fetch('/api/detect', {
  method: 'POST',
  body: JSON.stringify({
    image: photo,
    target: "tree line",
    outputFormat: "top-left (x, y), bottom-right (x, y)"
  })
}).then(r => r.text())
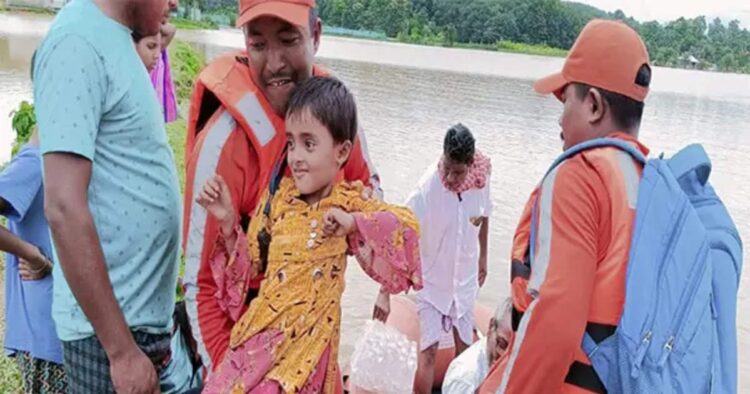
top-left (191, 0), bottom-right (750, 73)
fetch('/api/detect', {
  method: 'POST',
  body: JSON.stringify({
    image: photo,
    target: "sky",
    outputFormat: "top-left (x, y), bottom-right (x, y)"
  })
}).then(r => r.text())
top-left (575, 0), bottom-right (750, 27)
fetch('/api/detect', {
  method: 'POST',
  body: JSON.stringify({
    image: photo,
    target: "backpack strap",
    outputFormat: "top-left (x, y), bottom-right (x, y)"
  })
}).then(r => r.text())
top-left (263, 149), bottom-right (288, 218)
top-left (257, 150), bottom-right (288, 275)
top-left (667, 144), bottom-right (711, 186)
top-left (544, 138), bottom-right (647, 178)
top-left (531, 137), bottom-right (647, 264)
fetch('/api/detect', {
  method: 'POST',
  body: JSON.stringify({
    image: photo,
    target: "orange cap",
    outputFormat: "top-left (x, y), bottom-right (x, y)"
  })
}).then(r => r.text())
top-left (236, 0), bottom-right (315, 29)
top-left (534, 19), bottom-right (651, 102)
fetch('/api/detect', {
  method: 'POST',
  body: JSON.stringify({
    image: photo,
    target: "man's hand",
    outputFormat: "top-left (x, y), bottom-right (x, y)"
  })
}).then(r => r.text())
top-left (478, 255), bottom-right (488, 287)
top-left (110, 346), bottom-right (160, 394)
top-left (372, 290), bottom-right (391, 322)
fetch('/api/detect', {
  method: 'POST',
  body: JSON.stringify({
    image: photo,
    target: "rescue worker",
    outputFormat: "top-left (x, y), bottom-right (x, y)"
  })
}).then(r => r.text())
top-left (182, 0), bottom-right (380, 374)
top-left (478, 19), bottom-right (653, 393)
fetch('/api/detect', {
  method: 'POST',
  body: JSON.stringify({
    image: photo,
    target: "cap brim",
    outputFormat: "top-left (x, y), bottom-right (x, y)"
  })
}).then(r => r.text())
top-left (533, 72), bottom-right (569, 102)
top-left (236, 2), bottom-right (309, 28)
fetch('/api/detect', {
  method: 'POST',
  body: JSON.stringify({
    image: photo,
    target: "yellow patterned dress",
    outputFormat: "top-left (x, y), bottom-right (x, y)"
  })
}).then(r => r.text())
top-left (203, 178), bottom-right (423, 394)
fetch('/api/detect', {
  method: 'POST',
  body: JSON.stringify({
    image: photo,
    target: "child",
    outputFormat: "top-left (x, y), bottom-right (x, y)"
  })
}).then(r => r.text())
top-left (406, 124), bottom-right (492, 394)
top-left (133, 31), bottom-right (162, 73)
top-left (197, 76), bottom-right (423, 393)
top-left (0, 127), bottom-right (67, 393)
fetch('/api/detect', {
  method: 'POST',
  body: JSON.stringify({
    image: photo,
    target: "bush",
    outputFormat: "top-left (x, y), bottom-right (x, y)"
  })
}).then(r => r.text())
top-left (9, 101), bottom-right (36, 157)
top-left (169, 40), bottom-right (206, 104)
top-left (496, 40), bottom-right (568, 57)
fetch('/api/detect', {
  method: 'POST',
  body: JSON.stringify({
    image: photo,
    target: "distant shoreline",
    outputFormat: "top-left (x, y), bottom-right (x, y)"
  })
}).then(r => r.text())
top-left (1, 8), bottom-right (749, 79)
top-left (171, 17), bottom-right (570, 59)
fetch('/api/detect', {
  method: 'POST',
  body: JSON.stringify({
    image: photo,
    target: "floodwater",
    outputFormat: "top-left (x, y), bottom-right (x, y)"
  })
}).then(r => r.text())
top-left (1, 12), bottom-right (749, 388)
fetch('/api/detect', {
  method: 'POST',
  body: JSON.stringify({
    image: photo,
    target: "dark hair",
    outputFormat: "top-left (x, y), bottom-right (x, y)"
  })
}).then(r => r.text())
top-left (574, 64), bottom-right (652, 131)
top-left (286, 76), bottom-right (358, 143)
top-left (131, 31), bottom-right (145, 43)
top-left (443, 123), bottom-right (475, 164)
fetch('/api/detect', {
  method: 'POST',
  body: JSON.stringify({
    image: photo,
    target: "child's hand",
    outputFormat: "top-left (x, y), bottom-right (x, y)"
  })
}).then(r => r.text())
top-left (18, 249), bottom-right (52, 281)
top-left (196, 175), bottom-right (236, 237)
top-left (372, 289), bottom-right (390, 322)
top-left (322, 208), bottom-right (356, 237)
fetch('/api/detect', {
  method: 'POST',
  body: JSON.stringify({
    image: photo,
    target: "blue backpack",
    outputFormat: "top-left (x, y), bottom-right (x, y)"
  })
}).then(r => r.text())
top-left (535, 138), bottom-right (742, 393)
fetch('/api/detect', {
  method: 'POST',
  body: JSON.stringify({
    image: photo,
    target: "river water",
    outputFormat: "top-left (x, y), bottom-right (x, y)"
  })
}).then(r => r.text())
top-left (1, 12), bottom-right (749, 388)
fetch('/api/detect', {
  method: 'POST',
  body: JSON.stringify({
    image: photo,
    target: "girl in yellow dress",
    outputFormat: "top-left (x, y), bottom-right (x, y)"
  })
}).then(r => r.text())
top-left (197, 76), bottom-right (423, 393)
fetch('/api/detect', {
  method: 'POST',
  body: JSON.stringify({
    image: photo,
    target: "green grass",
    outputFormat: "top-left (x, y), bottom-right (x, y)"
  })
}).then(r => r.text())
top-left (167, 117), bottom-right (187, 196)
top-left (169, 40), bottom-right (206, 105)
top-left (495, 40), bottom-right (568, 57)
top-left (0, 253), bottom-right (23, 393)
top-left (0, 5), bottom-right (55, 15)
top-left (172, 17), bottom-right (217, 31)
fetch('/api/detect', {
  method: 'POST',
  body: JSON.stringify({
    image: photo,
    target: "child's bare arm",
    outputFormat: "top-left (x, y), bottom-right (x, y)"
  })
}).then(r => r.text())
top-left (196, 175), bottom-right (238, 247)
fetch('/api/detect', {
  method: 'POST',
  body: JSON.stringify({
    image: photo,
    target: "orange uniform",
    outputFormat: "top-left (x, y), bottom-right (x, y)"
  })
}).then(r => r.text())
top-left (181, 51), bottom-right (379, 372)
top-left (480, 133), bottom-right (648, 393)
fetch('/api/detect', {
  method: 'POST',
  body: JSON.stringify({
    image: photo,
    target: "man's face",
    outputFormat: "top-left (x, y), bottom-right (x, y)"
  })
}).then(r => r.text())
top-left (167, 0), bottom-right (179, 12)
top-left (486, 318), bottom-right (512, 365)
top-left (129, 0), bottom-right (170, 36)
top-left (558, 83), bottom-right (597, 151)
top-left (440, 157), bottom-right (470, 190)
top-left (243, 15), bottom-right (320, 115)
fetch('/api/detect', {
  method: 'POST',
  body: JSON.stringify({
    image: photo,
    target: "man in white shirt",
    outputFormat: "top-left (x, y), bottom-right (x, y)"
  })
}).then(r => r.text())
top-left (406, 124), bottom-right (493, 394)
top-left (442, 298), bottom-right (512, 394)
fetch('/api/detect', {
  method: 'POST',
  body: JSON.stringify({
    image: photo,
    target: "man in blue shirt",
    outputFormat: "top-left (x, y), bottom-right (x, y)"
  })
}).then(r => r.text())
top-left (0, 129), bottom-right (66, 393)
top-left (34, 0), bottom-right (178, 392)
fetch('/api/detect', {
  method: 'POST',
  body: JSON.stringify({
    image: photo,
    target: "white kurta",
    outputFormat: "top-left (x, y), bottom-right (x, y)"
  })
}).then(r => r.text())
top-left (406, 161), bottom-right (493, 318)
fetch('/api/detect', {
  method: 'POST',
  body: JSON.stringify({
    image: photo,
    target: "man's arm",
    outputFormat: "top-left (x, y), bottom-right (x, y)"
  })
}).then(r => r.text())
top-left (478, 171), bottom-right (492, 287)
top-left (498, 161), bottom-right (600, 393)
top-left (478, 217), bottom-right (489, 287)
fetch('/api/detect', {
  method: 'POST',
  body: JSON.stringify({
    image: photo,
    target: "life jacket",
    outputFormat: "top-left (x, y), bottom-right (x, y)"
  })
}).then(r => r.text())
top-left (185, 51), bottom-right (288, 215)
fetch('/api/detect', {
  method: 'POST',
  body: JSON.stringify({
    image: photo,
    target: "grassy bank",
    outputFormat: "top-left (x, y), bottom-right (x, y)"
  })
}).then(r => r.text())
top-left (0, 5), bottom-right (55, 15)
top-left (172, 17), bottom-right (217, 31)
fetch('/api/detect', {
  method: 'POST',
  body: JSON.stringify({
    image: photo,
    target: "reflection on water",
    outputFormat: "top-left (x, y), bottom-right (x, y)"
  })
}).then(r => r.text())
top-left (1, 12), bottom-right (749, 387)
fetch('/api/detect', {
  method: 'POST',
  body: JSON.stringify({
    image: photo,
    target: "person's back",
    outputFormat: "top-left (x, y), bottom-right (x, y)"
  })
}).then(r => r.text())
top-left (479, 20), bottom-right (653, 393)
top-left (33, 0), bottom-right (181, 392)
